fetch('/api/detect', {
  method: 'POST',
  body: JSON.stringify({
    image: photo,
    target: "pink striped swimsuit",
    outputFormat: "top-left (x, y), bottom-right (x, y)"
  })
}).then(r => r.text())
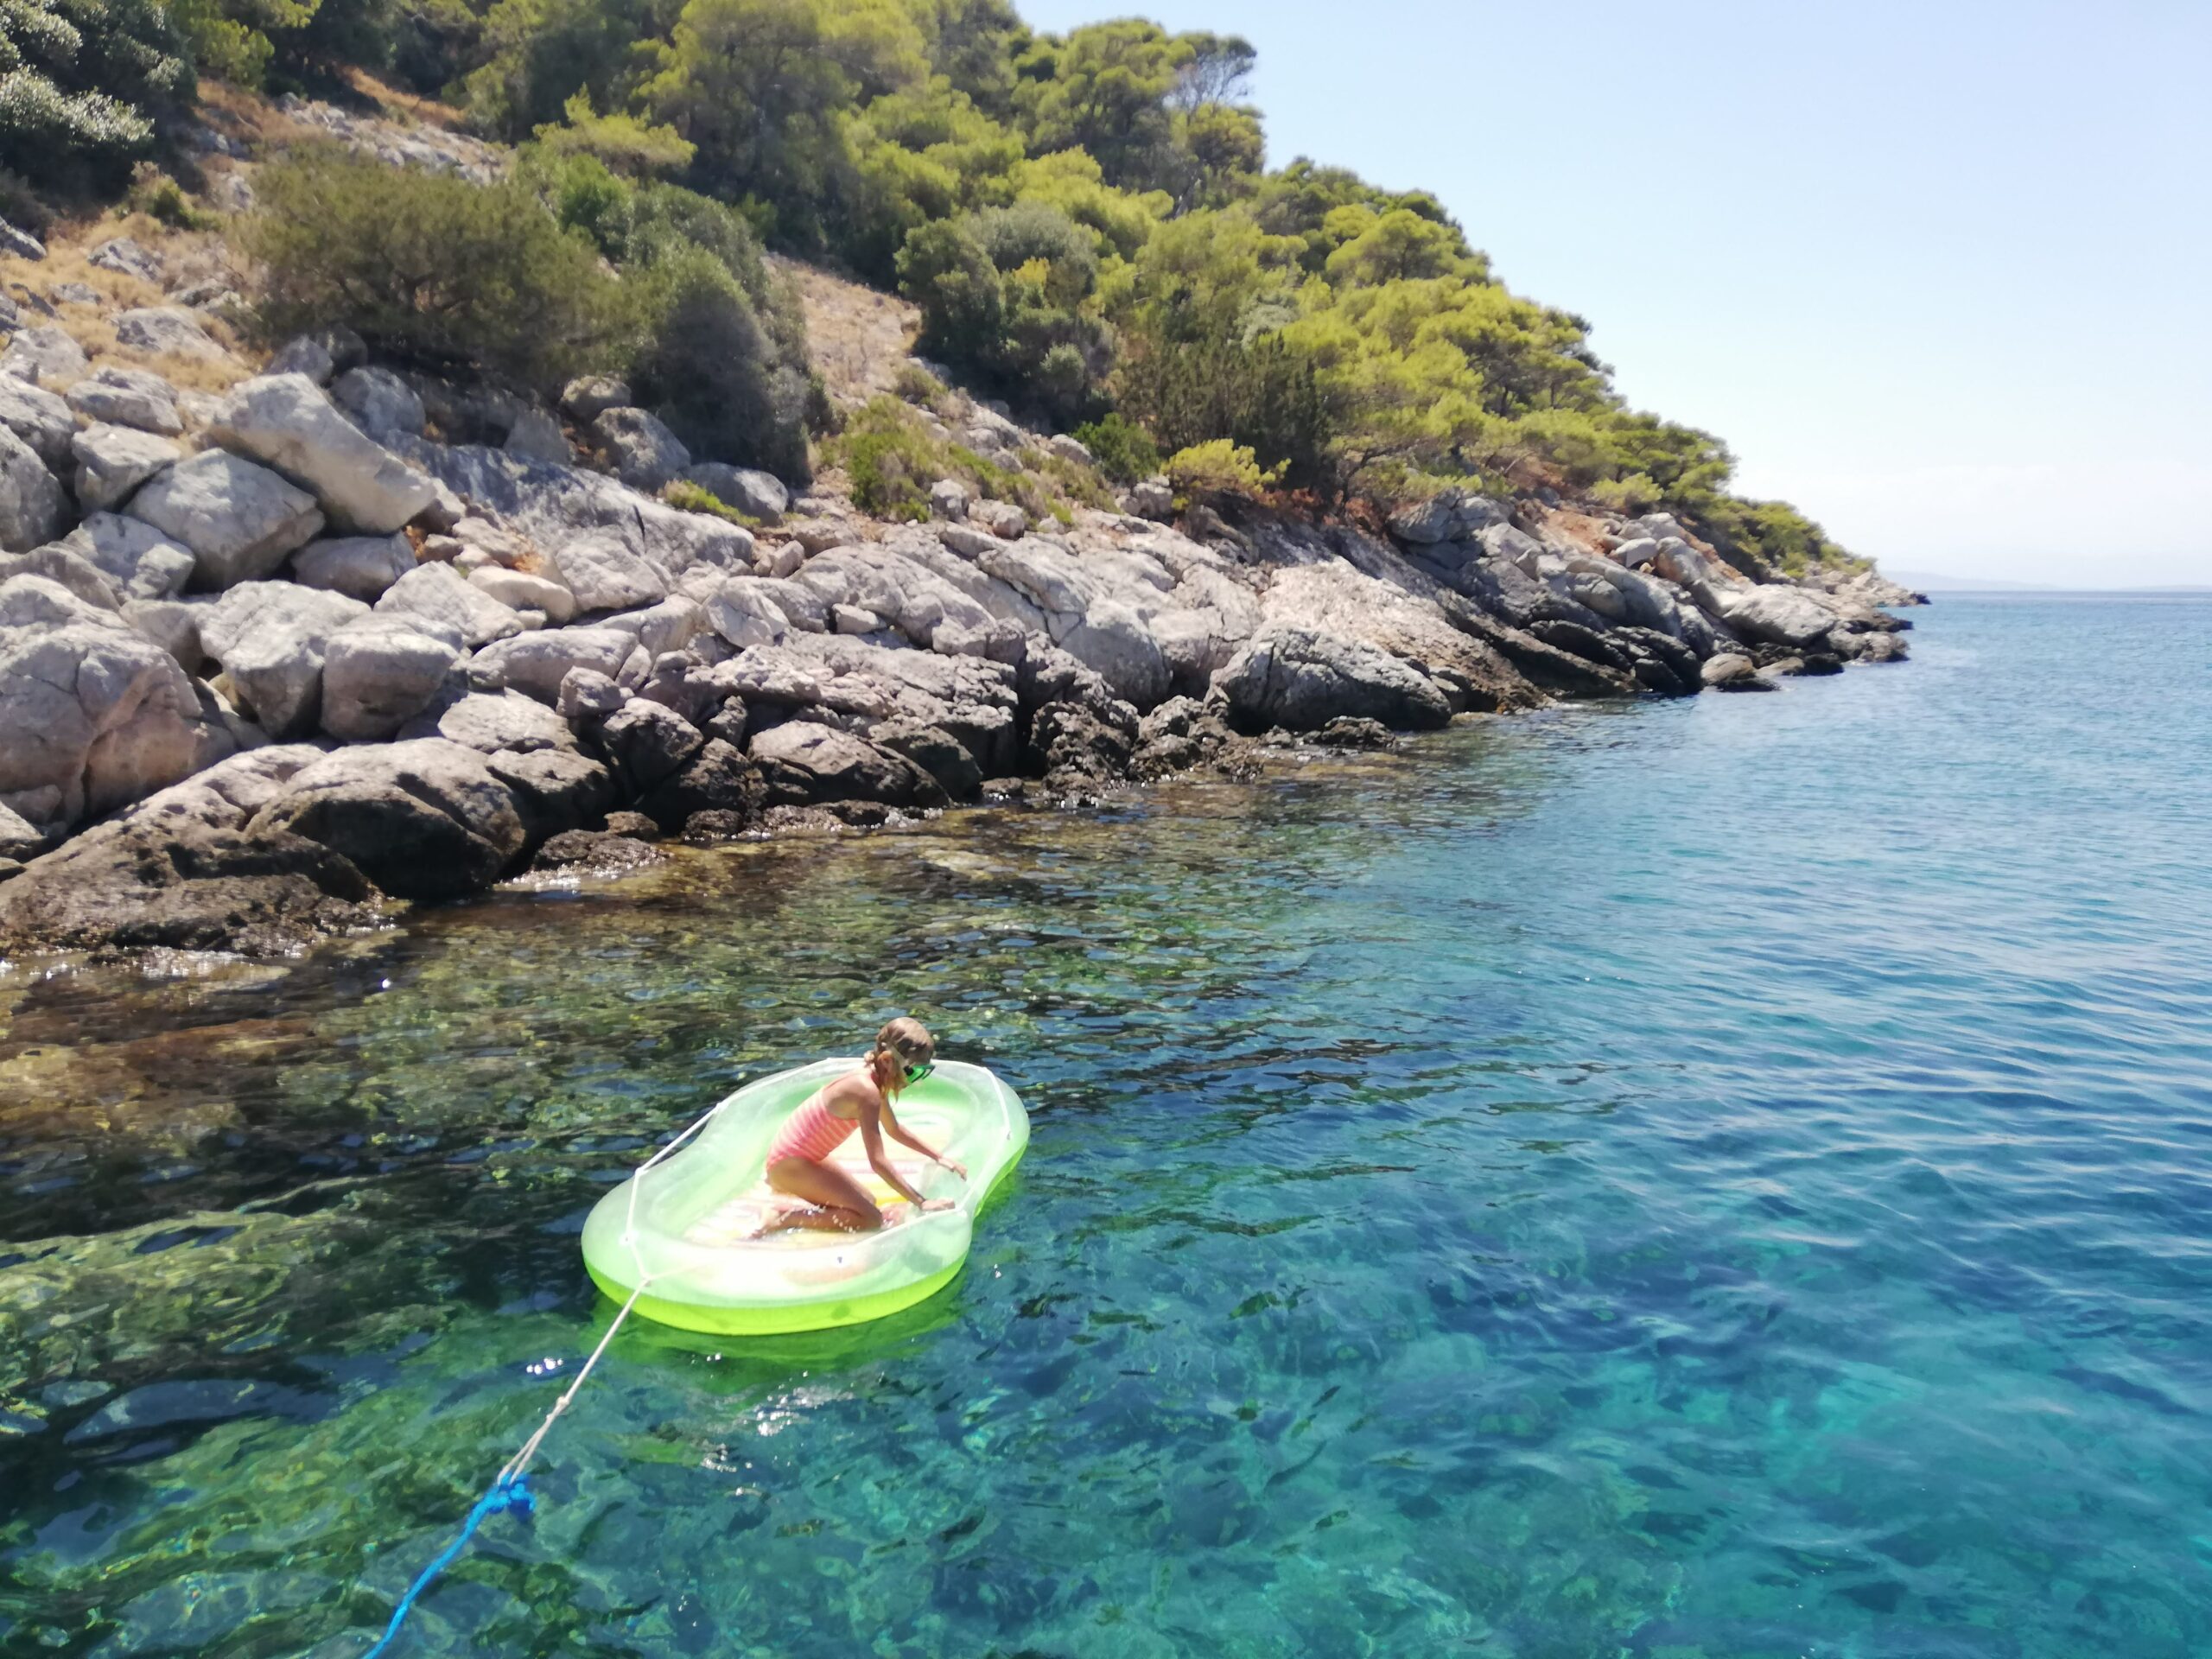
top-left (765, 1088), bottom-right (858, 1166)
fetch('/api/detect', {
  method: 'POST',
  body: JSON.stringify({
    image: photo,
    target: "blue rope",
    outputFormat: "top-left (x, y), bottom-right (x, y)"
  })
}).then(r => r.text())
top-left (361, 1471), bottom-right (537, 1658)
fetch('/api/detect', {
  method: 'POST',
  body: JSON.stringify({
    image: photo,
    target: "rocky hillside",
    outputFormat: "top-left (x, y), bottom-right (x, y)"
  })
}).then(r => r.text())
top-left (0, 93), bottom-right (1918, 961)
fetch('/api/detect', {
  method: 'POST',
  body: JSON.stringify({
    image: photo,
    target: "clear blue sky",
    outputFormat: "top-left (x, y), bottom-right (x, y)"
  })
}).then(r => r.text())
top-left (1018, 0), bottom-right (2211, 588)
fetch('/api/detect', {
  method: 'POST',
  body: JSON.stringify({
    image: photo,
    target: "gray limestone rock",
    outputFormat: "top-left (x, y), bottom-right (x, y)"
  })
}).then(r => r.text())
top-left (291, 533), bottom-right (417, 602)
top-left (683, 461), bottom-right (786, 520)
top-left (0, 327), bottom-right (88, 387)
top-left (72, 423), bottom-right (180, 512)
top-left (0, 575), bottom-right (203, 827)
top-left (198, 581), bottom-right (370, 738)
top-left (319, 615), bottom-right (464, 741)
top-left (65, 365), bottom-right (183, 435)
top-left (0, 424), bottom-right (67, 551)
top-left (590, 406), bottom-right (690, 492)
top-left (114, 306), bottom-right (232, 360)
top-left (472, 626), bottom-right (639, 703)
top-left (373, 561), bottom-right (524, 648)
top-left (60, 513), bottom-right (196, 601)
top-left (0, 372), bottom-right (78, 467)
top-left (210, 372), bottom-right (437, 535)
top-left (125, 449), bottom-right (326, 588)
top-left (330, 365), bottom-right (427, 442)
top-left (544, 530), bottom-right (667, 613)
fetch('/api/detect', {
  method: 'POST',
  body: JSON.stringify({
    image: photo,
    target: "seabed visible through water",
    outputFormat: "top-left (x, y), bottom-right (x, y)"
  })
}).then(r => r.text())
top-left (3, 594), bottom-right (2210, 1657)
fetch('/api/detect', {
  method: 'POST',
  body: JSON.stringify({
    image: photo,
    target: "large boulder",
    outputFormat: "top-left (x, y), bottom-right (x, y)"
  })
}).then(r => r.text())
top-left (594, 594), bottom-right (708, 660)
top-left (292, 533), bottom-right (416, 602)
top-left (61, 514), bottom-right (195, 601)
top-left (593, 698), bottom-right (702, 793)
top-left (88, 237), bottom-right (164, 283)
top-left (591, 406), bottom-right (689, 491)
top-left (503, 408), bottom-right (572, 466)
top-left (0, 372), bottom-right (78, 468)
top-left (320, 615), bottom-right (463, 741)
top-left (471, 626), bottom-right (639, 703)
top-left (0, 747), bottom-right (377, 957)
top-left (1388, 488), bottom-right (1508, 545)
top-left (210, 372), bottom-right (437, 534)
top-left (374, 560), bottom-right (524, 648)
top-left (65, 365), bottom-right (182, 436)
top-left (749, 720), bottom-right (946, 809)
top-left (485, 747), bottom-right (617, 847)
top-left (1212, 626), bottom-right (1452, 733)
top-left (198, 581), bottom-right (370, 738)
top-left (684, 462), bottom-right (786, 520)
top-left (544, 530), bottom-right (667, 613)
top-left (636, 738), bottom-right (765, 833)
top-left (0, 576), bottom-right (203, 829)
top-left (405, 690), bottom-right (575, 755)
top-left (0, 425), bottom-right (67, 551)
top-left (1717, 585), bottom-right (1840, 650)
top-left (329, 366), bottom-right (426, 442)
top-left (125, 449), bottom-right (326, 588)
top-left (0, 327), bottom-right (88, 388)
top-left (72, 424), bottom-right (181, 513)
top-left (561, 376), bottom-right (631, 424)
top-left (114, 307), bottom-right (231, 360)
top-left (0, 544), bottom-right (121, 611)
top-left (468, 566), bottom-right (575, 624)
top-left (247, 739), bottom-right (529, 900)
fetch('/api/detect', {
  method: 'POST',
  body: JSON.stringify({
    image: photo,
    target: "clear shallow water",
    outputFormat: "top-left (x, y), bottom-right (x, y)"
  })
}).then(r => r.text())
top-left (3, 594), bottom-right (2210, 1657)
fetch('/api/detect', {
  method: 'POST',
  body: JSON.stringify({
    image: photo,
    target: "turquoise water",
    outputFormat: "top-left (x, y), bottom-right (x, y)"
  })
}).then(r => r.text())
top-left (4, 594), bottom-right (2210, 1657)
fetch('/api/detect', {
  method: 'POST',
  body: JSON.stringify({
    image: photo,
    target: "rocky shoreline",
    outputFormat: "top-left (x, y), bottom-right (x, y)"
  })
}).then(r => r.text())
top-left (0, 199), bottom-right (1917, 963)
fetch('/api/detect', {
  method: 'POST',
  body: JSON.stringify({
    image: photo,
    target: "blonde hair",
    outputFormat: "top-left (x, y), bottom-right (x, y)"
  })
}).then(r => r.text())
top-left (868, 1017), bottom-right (934, 1095)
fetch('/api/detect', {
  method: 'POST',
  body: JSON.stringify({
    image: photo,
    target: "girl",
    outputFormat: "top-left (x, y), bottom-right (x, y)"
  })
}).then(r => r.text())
top-left (757, 1018), bottom-right (967, 1235)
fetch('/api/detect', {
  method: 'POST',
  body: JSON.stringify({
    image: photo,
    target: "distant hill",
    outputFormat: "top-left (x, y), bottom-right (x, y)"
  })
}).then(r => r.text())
top-left (1893, 571), bottom-right (2211, 594)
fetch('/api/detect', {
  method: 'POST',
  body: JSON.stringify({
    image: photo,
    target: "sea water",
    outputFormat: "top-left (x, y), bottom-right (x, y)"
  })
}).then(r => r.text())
top-left (3, 594), bottom-right (2208, 1657)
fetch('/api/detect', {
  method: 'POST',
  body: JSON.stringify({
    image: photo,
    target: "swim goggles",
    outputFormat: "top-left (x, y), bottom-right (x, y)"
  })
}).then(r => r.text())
top-left (903, 1058), bottom-right (935, 1084)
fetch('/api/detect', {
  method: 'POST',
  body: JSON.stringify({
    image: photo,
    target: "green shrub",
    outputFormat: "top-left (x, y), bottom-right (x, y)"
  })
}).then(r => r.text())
top-left (0, 0), bottom-right (190, 187)
top-left (662, 479), bottom-right (759, 524)
top-left (830, 393), bottom-right (1079, 524)
top-left (125, 162), bottom-right (218, 230)
top-left (625, 241), bottom-right (813, 481)
top-left (1071, 411), bottom-right (1158, 484)
top-left (1166, 438), bottom-right (1270, 502)
top-left (245, 144), bottom-right (620, 391)
top-left (891, 359), bottom-right (950, 411)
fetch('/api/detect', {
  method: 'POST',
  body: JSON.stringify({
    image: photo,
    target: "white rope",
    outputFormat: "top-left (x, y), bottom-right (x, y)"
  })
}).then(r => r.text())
top-left (499, 1091), bottom-right (734, 1484)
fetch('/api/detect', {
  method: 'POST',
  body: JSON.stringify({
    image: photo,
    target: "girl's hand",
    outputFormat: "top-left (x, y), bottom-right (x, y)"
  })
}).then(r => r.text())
top-left (938, 1158), bottom-right (968, 1181)
top-left (921, 1198), bottom-right (957, 1214)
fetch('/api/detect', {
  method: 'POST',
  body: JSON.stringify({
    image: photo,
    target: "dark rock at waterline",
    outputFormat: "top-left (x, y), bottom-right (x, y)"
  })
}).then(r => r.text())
top-left (0, 747), bottom-right (380, 957)
top-left (531, 828), bottom-right (664, 874)
top-left (1700, 652), bottom-right (1777, 693)
top-left (750, 720), bottom-right (947, 810)
top-left (245, 739), bottom-right (525, 901)
top-left (872, 721), bottom-right (983, 802)
top-left (1773, 652), bottom-right (1846, 677)
top-left (1313, 716), bottom-right (1401, 750)
top-left (0, 814), bottom-right (375, 956)
top-left (637, 739), bottom-right (766, 835)
top-left (1215, 626), bottom-right (1452, 734)
top-left (1030, 699), bottom-right (1137, 787)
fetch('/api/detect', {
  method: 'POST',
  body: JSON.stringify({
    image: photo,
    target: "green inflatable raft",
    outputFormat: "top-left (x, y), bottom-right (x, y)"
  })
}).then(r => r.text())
top-left (581, 1058), bottom-right (1029, 1335)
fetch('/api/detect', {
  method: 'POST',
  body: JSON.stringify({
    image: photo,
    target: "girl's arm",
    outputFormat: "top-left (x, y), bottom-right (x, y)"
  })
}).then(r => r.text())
top-left (859, 1101), bottom-right (935, 1208)
top-left (878, 1096), bottom-right (967, 1179)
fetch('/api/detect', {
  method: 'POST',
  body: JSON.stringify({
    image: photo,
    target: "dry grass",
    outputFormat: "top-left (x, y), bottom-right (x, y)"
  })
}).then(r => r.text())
top-left (194, 81), bottom-right (319, 151)
top-left (774, 254), bottom-right (918, 408)
top-left (1, 213), bottom-right (261, 393)
top-left (340, 67), bottom-right (469, 131)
